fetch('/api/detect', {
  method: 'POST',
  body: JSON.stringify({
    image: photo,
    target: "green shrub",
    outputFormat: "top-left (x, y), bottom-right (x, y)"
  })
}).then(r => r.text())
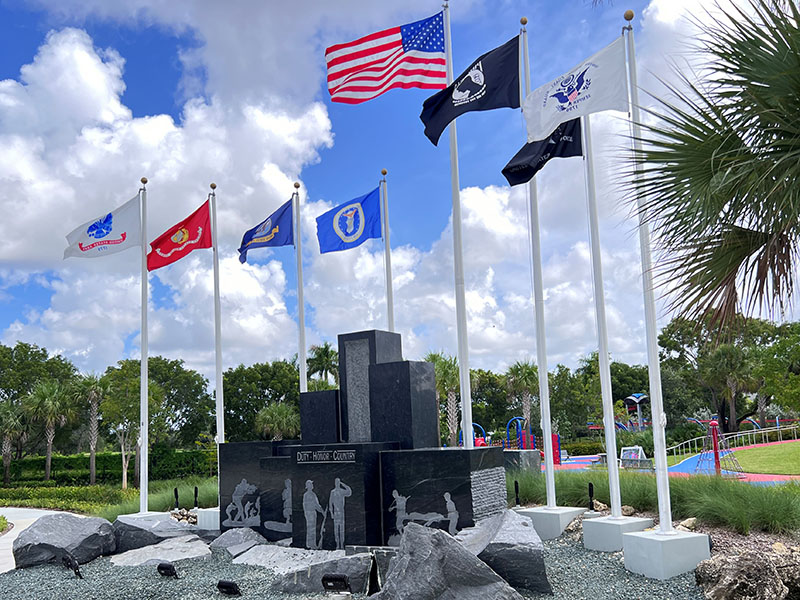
top-left (507, 470), bottom-right (800, 534)
top-left (0, 515), bottom-right (7, 531)
top-left (562, 441), bottom-right (604, 456)
top-left (8, 449), bottom-right (215, 486)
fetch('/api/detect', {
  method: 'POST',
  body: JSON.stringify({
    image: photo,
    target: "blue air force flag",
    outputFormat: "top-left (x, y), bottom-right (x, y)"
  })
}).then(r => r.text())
top-left (316, 187), bottom-right (381, 254)
top-left (238, 199), bottom-right (293, 263)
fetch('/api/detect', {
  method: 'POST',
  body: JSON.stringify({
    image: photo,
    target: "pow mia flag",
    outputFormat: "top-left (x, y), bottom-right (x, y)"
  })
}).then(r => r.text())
top-left (420, 36), bottom-right (520, 146)
top-left (502, 118), bottom-right (582, 186)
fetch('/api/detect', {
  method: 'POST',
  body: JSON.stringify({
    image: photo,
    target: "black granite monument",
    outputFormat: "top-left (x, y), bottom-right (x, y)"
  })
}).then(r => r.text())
top-left (218, 329), bottom-right (506, 550)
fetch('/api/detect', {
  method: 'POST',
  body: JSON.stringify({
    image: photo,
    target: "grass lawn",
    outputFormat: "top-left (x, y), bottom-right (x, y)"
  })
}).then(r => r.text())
top-left (734, 442), bottom-right (800, 475)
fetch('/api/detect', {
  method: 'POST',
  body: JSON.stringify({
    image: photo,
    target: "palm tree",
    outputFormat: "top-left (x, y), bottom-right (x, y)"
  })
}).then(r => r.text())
top-left (308, 342), bottom-right (339, 385)
top-left (506, 361), bottom-right (538, 434)
top-left (424, 352), bottom-right (460, 446)
top-left (0, 401), bottom-right (23, 485)
top-left (72, 374), bottom-right (110, 485)
top-left (629, 0), bottom-right (800, 330)
top-left (255, 402), bottom-right (300, 441)
top-left (24, 381), bottom-right (77, 481)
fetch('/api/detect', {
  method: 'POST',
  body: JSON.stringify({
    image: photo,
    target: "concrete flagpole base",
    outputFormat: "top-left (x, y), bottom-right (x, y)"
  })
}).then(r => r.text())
top-left (515, 507), bottom-right (586, 540)
top-left (623, 530), bottom-right (711, 580)
top-left (582, 515), bottom-right (652, 551)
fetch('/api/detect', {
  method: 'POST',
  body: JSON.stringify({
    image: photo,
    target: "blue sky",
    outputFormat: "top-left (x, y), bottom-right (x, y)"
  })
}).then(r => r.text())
top-left (0, 0), bottom-right (728, 383)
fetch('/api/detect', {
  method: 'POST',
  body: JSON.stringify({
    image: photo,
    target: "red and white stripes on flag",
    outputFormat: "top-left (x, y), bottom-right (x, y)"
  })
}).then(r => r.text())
top-left (325, 12), bottom-right (447, 105)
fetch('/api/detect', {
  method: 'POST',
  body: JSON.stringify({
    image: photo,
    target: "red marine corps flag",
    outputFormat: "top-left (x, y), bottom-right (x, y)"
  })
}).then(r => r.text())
top-left (147, 200), bottom-right (212, 271)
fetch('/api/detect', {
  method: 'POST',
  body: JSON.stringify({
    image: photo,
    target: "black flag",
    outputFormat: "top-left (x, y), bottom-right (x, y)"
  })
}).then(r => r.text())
top-left (501, 118), bottom-right (582, 186)
top-left (420, 36), bottom-right (520, 146)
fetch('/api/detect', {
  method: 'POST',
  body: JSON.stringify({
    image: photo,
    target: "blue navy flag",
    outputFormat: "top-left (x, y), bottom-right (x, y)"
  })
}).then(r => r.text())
top-left (316, 187), bottom-right (382, 254)
top-left (238, 199), bottom-right (293, 263)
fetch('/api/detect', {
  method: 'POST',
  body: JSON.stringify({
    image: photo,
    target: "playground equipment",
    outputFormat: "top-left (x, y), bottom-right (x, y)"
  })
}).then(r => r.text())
top-left (743, 417), bottom-right (761, 430)
top-left (458, 422), bottom-right (486, 447)
top-left (505, 416), bottom-right (534, 450)
top-left (624, 393), bottom-right (649, 431)
top-left (685, 417), bottom-right (707, 431)
top-left (694, 420), bottom-right (745, 478)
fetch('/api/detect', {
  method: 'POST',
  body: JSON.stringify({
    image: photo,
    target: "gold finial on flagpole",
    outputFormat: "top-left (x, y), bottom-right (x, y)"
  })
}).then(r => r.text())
top-left (294, 182), bottom-right (300, 189)
top-left (140, 177), bottom-right (148, 185)
top-left (624, 9), bottom-right (634, 21)
top-left (210, 182), bottom-right (217, 190)
top-left (520, 17), bottom-right (528, 26)
top-left (381, 169), bottom-right (387, 176)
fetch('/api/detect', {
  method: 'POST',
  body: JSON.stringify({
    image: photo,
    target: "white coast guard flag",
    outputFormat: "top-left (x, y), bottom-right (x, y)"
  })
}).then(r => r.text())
top-left (523, 36), bottom-right (628, 142)
top-left (64, 195), bottom-right (141, 259)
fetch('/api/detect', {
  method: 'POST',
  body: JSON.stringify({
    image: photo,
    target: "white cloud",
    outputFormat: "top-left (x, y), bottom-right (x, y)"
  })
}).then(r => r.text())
top-left (1, 0), bottom-right (755, 386)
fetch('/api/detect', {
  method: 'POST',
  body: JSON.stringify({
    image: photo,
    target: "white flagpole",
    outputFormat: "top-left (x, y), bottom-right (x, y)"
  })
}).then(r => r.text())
top-left (520, 18), bottom-right (556, 508)
top-left (443, 0), bottom-right (474, 449)
top-left (293, 182), bottom-right (308, 393)
top-left (582, 115), bottom-right (623, 518)
top-left (380, 169), bottom-right (395, 332)
top-left (209, 183), bottom-right (225, 444)
top-left (624, 11), bottom-right (673, 534)
top-left (139, 177), bottom-right (149, 513)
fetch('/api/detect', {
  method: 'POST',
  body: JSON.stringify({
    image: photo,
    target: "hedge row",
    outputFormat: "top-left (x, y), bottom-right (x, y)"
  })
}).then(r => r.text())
top-left (8, 448), bottom-right (216, 485)
top-left (562, 440), bottom-right (605, 456)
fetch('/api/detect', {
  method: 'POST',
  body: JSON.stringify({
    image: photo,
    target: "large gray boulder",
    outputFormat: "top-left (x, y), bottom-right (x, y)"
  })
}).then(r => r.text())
top-left (111, 534), bottom-right (211, 567)
top-left (475, 511), bottom-right (551, 593)
top-left (209, 527), bottom-right (268, 550)
top-left (113, 515), bottom-right (216, 553)
top-left (695, 551), bottom-right (790, 600)
top-left (271, 553), bottom-right (373, 594)
top-left (373, 523), bottom-right (523, 600)
top-left (13, 513), bottom-right (115, 568)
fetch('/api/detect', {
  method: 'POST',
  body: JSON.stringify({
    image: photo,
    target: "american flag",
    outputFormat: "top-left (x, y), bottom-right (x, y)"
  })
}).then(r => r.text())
top-left (325, 12), bottom-right (447, 105)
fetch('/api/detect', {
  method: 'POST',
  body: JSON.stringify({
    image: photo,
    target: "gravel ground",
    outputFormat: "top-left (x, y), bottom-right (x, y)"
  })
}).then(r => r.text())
top-left (522, 536), bottom-right (704, 600)
top-left (0, 549), bottom-right (331, 600)
top-left (0, 538), bottom-right (707, 600)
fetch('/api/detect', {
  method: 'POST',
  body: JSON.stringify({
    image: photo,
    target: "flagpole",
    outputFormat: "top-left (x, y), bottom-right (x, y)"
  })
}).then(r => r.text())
top-left (520, 18), bottom-right (556, 508)
top-left (380, 169), bottom-right (395, 332)
top-left (443, 0), bottom-right (474, 449)
top-left (582, 115), bottom-right (622, 518)
top-left (624, 10), bottom-right (673, 534)
top-left (139, 176), bottom-right (149, 513)
top-left (209, 183), bottom-right (225, 445)
top-left (293, 182), bottom-right (308, 393)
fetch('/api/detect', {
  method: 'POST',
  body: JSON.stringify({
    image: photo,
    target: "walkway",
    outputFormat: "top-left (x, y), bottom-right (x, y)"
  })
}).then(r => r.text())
top-left (0, 508), bottom-right (67, 574)
top-left (668, 439), bottom-right (800, 484)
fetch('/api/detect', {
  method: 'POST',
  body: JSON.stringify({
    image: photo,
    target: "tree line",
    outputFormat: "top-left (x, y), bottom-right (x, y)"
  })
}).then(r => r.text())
top-left (0, 316), bottom-right (797, 486)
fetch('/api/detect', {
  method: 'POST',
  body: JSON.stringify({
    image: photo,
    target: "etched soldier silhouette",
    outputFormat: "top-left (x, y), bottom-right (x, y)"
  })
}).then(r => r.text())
top-left (328, 478), bottom-right (352, 550)
top-left (302, 480), bottom-right (325, 549)
top-left (444, 492), bottom-right (459, 535)
top-left (282, 479), bottom-right (292, 524)
top-left (388, 490), bottom-right (409, 534)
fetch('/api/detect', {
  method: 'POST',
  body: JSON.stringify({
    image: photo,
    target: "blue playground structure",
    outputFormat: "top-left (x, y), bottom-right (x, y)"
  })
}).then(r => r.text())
top-left (504, 416), bottom-right (534, 450)
top-left (458, 422), bottom-right (487, 446)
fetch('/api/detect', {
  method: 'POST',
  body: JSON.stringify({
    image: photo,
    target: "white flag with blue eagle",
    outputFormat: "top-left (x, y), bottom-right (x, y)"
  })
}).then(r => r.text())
top-left (64, 195), bottom-right (141, 259)
top-left (523, 36), bottom-right (628, 142)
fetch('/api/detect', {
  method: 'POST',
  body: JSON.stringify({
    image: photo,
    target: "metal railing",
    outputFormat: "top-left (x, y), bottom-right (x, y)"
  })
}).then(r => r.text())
top-left (665, 424), bottom-right (799, 464)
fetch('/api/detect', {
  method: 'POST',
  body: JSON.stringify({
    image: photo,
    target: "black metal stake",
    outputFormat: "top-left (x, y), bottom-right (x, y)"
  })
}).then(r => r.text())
top-left (194, 486), bottom-right (199, 509)
top-left (174, 487), bottom-right (179, 510)
top-left (588, 482), bottom-right (594, 512)
top-left (514, 480), bottom-right (520, 507)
